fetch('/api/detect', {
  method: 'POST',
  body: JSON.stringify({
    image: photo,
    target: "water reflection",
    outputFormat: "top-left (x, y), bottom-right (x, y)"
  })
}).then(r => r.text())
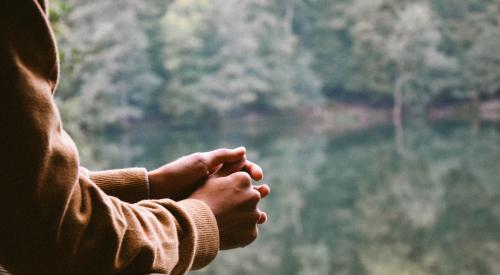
top-left (83, 120), bottom-right (500, 275)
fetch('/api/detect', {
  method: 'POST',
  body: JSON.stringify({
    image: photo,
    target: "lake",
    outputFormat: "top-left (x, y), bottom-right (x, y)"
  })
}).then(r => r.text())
top-left (84, 118), bottom-right (500, 275)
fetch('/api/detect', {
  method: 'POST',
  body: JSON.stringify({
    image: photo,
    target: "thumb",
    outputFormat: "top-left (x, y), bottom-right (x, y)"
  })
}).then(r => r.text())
top-left (215, 158), bottom-right (246, 177)
top-left (204, 147), bottom-right (246, 173)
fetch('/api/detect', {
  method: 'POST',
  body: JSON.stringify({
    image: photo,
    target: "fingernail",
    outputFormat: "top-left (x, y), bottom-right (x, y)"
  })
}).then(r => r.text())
top-left (235, 146), bottom-right (246, 152)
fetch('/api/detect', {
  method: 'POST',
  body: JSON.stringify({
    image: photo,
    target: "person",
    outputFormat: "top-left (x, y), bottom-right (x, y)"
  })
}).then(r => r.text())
top-left (0, 1), bottom-right (270, 274)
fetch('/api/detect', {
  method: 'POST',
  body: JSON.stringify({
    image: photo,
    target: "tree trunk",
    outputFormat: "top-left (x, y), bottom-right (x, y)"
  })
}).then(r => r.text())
top-left (469, 90), bottom-right (480, 136)
top-left (283, 0), bottom-right (296, 34)
top-left (393, 75), bottom-right (410, 157)
top-left (119, 87), bottom-right (128, 129)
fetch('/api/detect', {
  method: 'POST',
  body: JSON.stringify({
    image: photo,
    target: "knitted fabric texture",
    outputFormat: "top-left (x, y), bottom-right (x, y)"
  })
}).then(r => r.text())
top-left (0, 1), bottom-right (219, 274)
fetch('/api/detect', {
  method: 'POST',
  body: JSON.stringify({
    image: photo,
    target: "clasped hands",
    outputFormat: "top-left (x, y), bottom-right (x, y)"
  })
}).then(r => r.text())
top-left (147, 147), bottom-right (270, 249)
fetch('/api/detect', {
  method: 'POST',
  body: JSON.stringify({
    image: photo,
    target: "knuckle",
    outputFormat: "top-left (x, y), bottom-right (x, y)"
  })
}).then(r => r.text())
top-left (191, 153), bottom-right (207, 167)
top-left (212, 148), bottom-right (229, 160)
top-left (250, 211), bottom-right (261, 223)
top-left (249, 190), bottom-right (261, 204)
top-left (236, 172), bottom-right (252, 186)
top-left (248, 228), bottom-right (258, 243)
top-left (216, 148), bottom-right (230, 155)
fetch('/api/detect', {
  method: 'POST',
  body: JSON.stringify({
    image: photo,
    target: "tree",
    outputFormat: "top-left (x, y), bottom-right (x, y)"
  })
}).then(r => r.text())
top-left (51, 0), bottom-right (162, 164)
top-left (159, 0), bottom-right (322, 121)
top-left (50, 0), bottom-right (500, 131)
top-left (464, 26), bottom-right (500, 99)
top-left (433, 0), bottom-right (500, 102)
top-left (55, 0), bottom-right (161, 132)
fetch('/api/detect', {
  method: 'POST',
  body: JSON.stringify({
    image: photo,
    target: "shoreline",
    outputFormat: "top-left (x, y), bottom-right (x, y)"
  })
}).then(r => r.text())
top-left (219, 99), bottom-right (500, 135)
top-left (130, 99), bottom-right (500, 138)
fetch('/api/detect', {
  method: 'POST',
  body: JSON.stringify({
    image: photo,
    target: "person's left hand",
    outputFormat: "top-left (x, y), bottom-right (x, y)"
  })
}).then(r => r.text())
top-left (147, 147), bottom-right (263, 200)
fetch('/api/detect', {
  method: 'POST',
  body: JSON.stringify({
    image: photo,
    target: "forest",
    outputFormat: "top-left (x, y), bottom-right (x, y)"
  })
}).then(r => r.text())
top-left (49, 0), bottom-right (500, 138)
top-left (40, 1), bottom-right (500, 274)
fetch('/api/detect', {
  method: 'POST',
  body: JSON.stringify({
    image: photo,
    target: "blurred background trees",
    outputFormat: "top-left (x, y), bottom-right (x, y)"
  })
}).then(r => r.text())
top-left (49, 0), bottom-right (500, 133)
top-left (160, 0), bottom-right (322, 121)
top-left (43, 2), bottom-right (500, 274)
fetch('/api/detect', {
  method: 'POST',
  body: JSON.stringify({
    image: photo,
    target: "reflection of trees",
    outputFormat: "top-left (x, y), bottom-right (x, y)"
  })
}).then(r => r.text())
top-left (84, 121), bottom-right (500, 274)
top-left (196, 123), bottom-right (329, 275)
top-left (272, 122), bottom-right (500, 275)
top-left (353, 123), bottom-right (500, 275)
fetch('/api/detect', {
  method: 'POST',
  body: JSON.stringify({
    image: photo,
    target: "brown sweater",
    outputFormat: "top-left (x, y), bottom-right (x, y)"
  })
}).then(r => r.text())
top-left (0, 1), bottom-right (219, 274)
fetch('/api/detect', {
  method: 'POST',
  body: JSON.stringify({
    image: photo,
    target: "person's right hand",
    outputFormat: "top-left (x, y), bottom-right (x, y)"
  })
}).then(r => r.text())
top-left (189, 160), bottom-right (270, 250)
top-left (148, 147), bottom-right (264, 201)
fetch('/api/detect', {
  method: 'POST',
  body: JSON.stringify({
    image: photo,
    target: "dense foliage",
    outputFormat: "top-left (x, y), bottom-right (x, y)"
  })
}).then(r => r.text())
top-left (44, 3), bottom-right (500, 273)
top-left (49, 0), bottom-right (500, 132)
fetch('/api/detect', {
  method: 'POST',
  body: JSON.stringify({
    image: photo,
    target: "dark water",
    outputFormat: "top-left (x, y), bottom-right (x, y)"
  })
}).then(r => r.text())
top-left (85, 119), bottom-right (500, 275)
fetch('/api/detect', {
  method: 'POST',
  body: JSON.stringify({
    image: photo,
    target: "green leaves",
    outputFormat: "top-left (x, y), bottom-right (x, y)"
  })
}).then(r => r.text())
top-left (159, 0), bottom-right (322, 119)
top-left (50, 0), bottom-right (500, 132)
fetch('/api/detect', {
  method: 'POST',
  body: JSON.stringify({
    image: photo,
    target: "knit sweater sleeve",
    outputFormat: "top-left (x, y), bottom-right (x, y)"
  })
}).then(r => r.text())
top-left (80, 167), bottom-right (151, 203)
top-left (0, 1), bottom-right (219, 274)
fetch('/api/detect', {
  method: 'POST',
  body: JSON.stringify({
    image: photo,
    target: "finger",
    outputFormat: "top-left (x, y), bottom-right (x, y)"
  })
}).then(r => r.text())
top-left (203, 147), bottom-right (246, 173)
top-left (257, 211), bottom-right (267, 224)
top-left (241, 226), bottom-right (259, 247)
top-left (216, 158), bottom-right (247, 177)
top-left (243, 187), bottom-right (266, 215)
top-left (233, 171), bottom-right (253, 189)
top-left (242, 160), bottom-right (264, 181)
top-left (211, 163), bottom-right (223, 174)
top-left (253, 184), bottom-right (270, 199)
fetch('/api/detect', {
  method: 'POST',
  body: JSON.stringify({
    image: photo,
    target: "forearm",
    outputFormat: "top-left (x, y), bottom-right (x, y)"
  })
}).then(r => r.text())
top-left (84, 167), bottom-right (151, 203)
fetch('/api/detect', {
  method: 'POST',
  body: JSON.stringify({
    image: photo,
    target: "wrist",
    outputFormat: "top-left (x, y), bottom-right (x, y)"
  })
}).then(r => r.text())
top-left (147, 166), bottom-right (176, 199)
top-left (147, 169), bottom-right (160, 199)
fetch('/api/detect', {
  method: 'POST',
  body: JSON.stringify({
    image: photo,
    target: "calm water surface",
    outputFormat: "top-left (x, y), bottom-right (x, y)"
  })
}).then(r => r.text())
top-left (87, 119), bottom-right (500, 275)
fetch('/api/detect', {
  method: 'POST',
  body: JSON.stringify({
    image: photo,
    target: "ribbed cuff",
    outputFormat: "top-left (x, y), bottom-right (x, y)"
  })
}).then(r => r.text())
top-left (177, 199), bottom-right (219, 270)
top-left (90, 168), bottom-right (149, 203)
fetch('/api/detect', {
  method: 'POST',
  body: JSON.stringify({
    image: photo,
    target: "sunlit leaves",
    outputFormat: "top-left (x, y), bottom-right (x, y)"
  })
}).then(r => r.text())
top-left (159, 0), bottom-right (322, 119)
